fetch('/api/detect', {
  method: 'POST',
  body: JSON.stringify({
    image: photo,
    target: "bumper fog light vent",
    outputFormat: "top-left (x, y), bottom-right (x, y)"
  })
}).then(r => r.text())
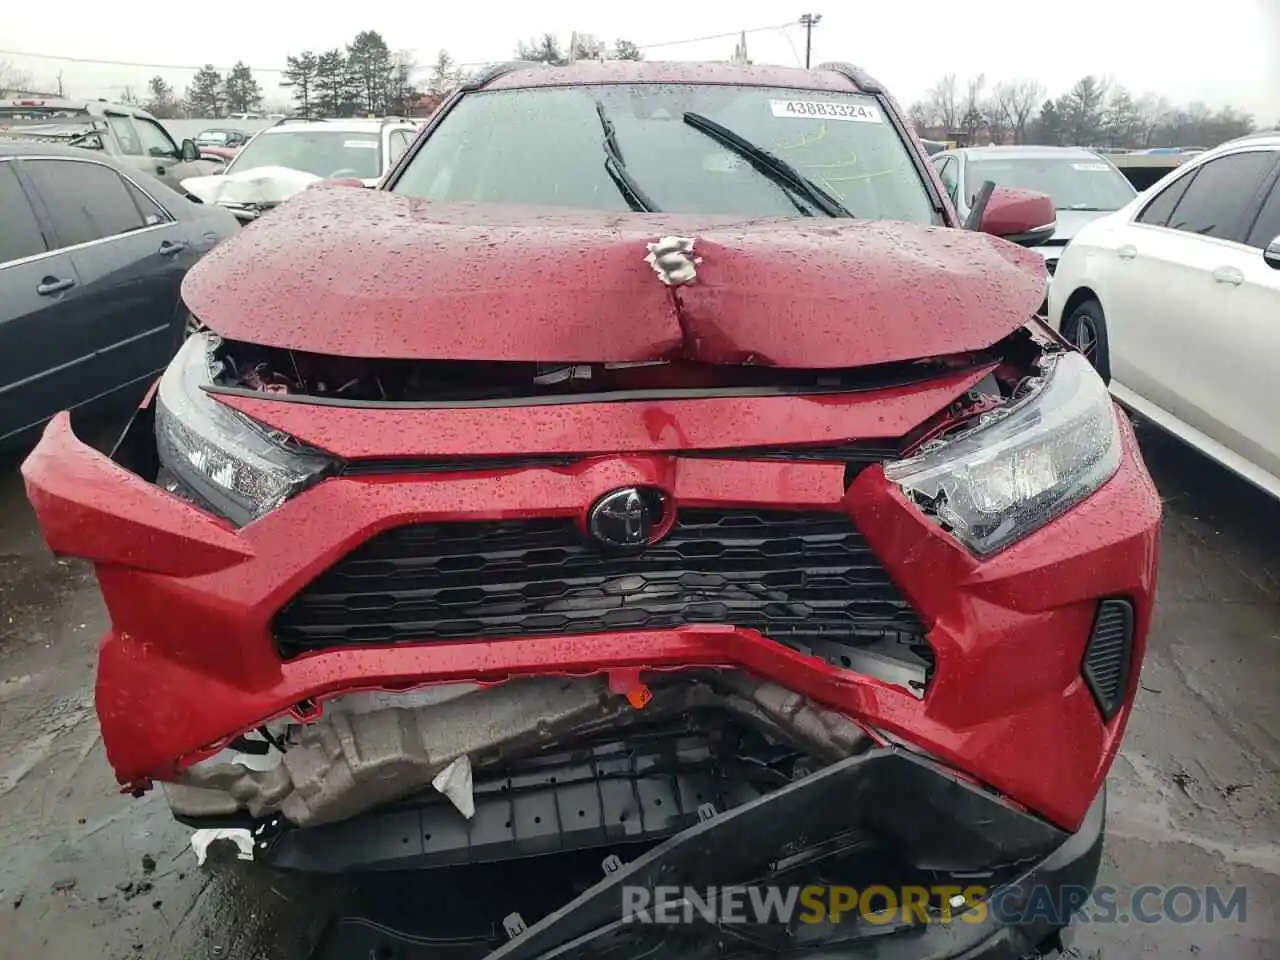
top-left (1082, 598), bottom-right (1134, 721)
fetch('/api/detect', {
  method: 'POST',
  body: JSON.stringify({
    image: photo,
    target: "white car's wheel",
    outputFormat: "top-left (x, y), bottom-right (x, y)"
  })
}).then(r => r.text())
top-left (1061, 298), bottom-right (1111, 384)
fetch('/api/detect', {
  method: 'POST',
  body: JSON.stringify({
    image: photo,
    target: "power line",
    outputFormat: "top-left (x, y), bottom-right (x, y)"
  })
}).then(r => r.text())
top-left (633, 22), bottom-right (797, 51)
top-left (0, 22), bottom-right (800, 77)
top-left (0, 48), bottom-right (285, 74)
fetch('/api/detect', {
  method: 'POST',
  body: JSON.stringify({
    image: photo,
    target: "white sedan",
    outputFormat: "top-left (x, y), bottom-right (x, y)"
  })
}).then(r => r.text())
top-left (1048, 131), bottom-right (1280, 499)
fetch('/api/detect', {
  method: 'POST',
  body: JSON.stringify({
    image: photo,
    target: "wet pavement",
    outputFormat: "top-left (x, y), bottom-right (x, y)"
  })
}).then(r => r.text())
top-left (1, 412), bottom-right (1277, 959)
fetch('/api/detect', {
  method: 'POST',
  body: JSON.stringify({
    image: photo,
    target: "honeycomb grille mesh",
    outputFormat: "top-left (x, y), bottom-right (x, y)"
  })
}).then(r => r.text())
top-left (273, 509), bottom-right (929, 669)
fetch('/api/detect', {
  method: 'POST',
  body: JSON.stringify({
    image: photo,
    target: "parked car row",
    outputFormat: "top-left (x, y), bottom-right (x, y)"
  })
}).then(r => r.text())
top-left (5, 60), bottom-right (1275, 960)
top-left (930, 135), bottom-right (1279, 502)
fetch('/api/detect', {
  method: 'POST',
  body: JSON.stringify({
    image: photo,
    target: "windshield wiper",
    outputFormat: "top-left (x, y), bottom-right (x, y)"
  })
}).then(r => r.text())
top-left (595, 101), bottom-right (659, 213)
top-left (683, 111), bottom-right (853, 218)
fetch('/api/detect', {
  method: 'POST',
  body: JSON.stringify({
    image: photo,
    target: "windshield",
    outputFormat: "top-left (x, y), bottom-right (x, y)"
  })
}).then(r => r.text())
top-left (196, 130), bottom-right (229, 144)
top-left (964, 156), bottom-right (1136, 211)
top-left (228, 130), bottom-right (382, 179)
top-left (390, 83), bottom-right (935, 223)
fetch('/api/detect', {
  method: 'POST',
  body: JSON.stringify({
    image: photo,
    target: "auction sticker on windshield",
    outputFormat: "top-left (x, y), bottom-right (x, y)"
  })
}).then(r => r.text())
top-left (769, 100), bottom-right (882, 122)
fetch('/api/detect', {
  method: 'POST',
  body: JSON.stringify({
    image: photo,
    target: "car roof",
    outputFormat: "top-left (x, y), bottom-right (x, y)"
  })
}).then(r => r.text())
top-left (0, 139), bottom-right (119, 160)
top-left (1213, 129), bottom-right (1280, 151)
top-left (481, 59), bottom-right (872, 94)
top-left (1, 97), bottom-right (159, 119)
top-left (954, 145), bottom-right (1105, 161)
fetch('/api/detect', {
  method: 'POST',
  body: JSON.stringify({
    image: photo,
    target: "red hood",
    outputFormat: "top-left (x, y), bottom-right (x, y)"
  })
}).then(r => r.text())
top-left (182, 184), bottom-right (1046, 368)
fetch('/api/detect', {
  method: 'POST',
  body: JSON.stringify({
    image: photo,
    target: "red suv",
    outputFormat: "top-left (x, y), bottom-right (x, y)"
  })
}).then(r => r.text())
top-left (23, 60), bottom-right (1160, 959)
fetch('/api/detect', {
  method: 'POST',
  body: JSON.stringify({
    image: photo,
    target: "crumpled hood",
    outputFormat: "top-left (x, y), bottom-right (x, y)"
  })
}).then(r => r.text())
top-left (182, 184), bottom-right (1048, 368)
top-left (180, 166), bottom-right (321, 207)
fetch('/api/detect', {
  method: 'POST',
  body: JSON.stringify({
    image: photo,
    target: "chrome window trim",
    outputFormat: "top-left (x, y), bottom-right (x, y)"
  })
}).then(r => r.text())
top-left (0, 155), bottom-right (177, 271)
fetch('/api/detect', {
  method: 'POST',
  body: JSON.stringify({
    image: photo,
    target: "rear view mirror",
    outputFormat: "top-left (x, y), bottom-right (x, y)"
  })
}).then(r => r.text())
top-left (180, 138), bottom-right (200, 163)
top-left (1265, 236), bottom-right (1280, 271)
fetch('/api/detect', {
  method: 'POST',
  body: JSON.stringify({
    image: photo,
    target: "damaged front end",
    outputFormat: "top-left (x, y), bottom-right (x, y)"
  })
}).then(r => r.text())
top-left (178, 671), bottom-right (1103, 960)
top-left (168, 672), bottom-right (873, 835)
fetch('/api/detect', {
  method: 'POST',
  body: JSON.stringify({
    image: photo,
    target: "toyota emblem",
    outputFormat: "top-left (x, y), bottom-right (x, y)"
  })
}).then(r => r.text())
top-left (588, 487), bottom-right (668, 549)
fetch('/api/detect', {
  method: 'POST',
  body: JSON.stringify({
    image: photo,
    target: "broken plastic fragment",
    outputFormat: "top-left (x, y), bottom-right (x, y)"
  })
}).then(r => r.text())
top-left (190, 828), bottom-right (254, 865)
top-left (503, 912), bottom-right (528, 939)
top-left (644, 235), bottom-right (701, 286)
top-left (626, 684), bottom-right (653, 709)
top-left (432, 755), bottom-right (475, 819)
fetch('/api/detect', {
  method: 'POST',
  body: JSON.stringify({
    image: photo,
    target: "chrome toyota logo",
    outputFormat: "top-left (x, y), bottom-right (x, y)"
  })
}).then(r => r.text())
top-left (588, 487), bottom-right (667, 549)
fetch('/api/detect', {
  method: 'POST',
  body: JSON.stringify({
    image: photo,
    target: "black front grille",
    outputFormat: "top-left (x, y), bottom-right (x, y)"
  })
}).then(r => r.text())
top-left (273, 510), bottom-right (931, 677)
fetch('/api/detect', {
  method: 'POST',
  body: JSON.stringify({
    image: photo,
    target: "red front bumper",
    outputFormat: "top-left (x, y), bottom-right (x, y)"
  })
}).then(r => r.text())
top-left (21, 407), bottom-right (1160, 832)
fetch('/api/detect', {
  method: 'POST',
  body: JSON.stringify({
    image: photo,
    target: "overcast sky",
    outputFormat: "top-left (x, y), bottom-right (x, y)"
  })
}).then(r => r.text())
top-left (3, 0), bottom-right (1278, 123)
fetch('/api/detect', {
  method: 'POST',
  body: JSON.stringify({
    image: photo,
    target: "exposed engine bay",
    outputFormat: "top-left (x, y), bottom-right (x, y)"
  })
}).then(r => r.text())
top-left (203, 334), bottom-right (1049, 406)
top-left (172, 670), bottom-right (1089, 960)
top-left (167, 672), bottom-right (872, 830)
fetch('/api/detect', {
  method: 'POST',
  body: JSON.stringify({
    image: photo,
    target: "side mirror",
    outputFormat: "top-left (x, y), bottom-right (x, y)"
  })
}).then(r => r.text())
top-left (180, 138), bottom-right (200, 163)
top-left (967, 181), bottom-right (1056, 247)
top-left (1265, 236), bottom-right (1280, 271)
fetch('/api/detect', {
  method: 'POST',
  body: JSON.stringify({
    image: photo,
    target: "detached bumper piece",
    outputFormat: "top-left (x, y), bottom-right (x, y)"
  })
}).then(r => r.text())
top-left (309, 750), bottom-right (1104, 960)
top-left (258, 720), bottom-right (799, 873)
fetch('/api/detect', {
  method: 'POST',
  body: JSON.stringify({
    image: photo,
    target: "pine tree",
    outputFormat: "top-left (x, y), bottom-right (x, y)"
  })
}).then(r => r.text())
top-left (282, 52), bottom-right (320, 117)
top-left (185, 65), bottom-right (225, 117)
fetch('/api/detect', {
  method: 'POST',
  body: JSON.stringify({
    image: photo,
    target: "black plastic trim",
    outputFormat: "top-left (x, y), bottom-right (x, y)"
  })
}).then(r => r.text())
top-left (814, 61), bottom-right (885, 95)
top-left (202, 369), bottom-right (967, 410)
top-left (338, 441), bottom-right (901, 476)
top-left (302, 751), bottom-right (1103, 959)
top-left (1081, 598), bottom-right (1135, 721)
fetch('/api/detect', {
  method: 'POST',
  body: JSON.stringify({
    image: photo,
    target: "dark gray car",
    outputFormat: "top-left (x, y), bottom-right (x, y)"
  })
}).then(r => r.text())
top-left (0, 142), bottom-right (238, 447)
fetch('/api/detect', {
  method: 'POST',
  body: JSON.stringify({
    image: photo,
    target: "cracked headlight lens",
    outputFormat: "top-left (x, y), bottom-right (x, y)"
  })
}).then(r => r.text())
top-left (883, 351), bottom-right (1122, 556)
top-left (155, 332), bottom-right (333, 525)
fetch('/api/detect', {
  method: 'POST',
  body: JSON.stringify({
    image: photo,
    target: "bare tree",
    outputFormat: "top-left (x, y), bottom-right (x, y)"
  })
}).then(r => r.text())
top-left (993, 79), bottom-right (1046, 144)
top-left (0, 57), bottom-right (34, 95)
top-left (961, 73), bottom-right (987, 141)
top-left (983, 94), bottom-right (1010, 144)
top-left (1134, 93), bottom-right (1171, 148)
top-left (907, 101), bottom-right (936, 133)
top-left (925, 73), bottom-right (960, 131)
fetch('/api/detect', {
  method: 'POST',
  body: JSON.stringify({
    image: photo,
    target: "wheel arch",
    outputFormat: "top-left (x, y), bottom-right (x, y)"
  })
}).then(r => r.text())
top-left (1061, 286), bottom-right (1102, 325)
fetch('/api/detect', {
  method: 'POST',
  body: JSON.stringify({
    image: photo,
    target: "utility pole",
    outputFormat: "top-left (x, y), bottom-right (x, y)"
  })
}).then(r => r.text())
top-left (799, 13), bottom-right (822, 69)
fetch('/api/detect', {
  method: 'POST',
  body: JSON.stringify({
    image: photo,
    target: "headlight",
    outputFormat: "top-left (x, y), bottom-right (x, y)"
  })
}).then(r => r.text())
top-left (155, 333), bottom-right (333, 525)
top-left (883, 351), bottom-right (1121, 556)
